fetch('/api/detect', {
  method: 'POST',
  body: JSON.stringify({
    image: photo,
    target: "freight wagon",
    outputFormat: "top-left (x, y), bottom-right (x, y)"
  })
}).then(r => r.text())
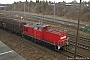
top-left (0, 17), bottom-right (27, 34)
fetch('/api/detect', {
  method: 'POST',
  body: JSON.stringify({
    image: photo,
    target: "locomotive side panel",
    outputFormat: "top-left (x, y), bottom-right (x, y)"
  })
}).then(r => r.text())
top-left (23, 25), bottom-right (34, 37)
top-left (48, 32), bottom-right (60, 45)
top-left (43, 31), bottom-right (49, 41)
top-left (43, 31), bottom-right (61, 46)
top-left (28, 26), bottom-right (34, 37)
top-left (34, 29), bottom-right (43, 40)
top-left (43, 30), bottom-right (67, 47)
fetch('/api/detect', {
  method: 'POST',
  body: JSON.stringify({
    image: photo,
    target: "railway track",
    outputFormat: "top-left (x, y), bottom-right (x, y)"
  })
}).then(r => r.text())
top-left (69, 40), bottom-right (90, 51)
top-left (68, 34), bottom-right (90, 42)
top-left (62, 49), bottom-right (85, 58)
top-left (31, 14), bottom-right (86, 30)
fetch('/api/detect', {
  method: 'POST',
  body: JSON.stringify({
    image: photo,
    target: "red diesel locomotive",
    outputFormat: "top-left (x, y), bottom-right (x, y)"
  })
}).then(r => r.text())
top-left (23, 24), bottom-right (68, 50)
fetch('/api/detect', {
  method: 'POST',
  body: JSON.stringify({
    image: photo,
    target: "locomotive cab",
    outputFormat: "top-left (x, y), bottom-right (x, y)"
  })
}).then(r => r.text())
top-left (34, 24), bottom-right (51, 30)
top-left (34, 24), bottom-right (51, 40)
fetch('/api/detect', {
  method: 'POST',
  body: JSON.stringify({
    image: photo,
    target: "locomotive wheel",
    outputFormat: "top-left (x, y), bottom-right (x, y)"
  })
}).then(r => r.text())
top-left (41, 42), bottom-right (43, 45)
top-left (34, 39), bottom-right (37, 42)
top-left (21, 34), bottom-right (24, 37)
top-left (54, 45), bottom-right (60, 51)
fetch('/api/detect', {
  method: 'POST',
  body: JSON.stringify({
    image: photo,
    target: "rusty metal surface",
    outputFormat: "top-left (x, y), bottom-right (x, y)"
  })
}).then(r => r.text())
top-left (0, 41), bottom-right (25, 60)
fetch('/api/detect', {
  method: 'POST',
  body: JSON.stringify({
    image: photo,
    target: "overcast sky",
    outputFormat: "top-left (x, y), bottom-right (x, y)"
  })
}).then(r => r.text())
top-left (0, 0), bottom-right (89, 4)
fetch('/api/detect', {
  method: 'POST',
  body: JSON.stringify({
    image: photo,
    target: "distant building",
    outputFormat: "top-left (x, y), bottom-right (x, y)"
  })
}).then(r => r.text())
top-left (65, 3), bottom-right (73, 6)
top-left (0, 6), bottom-right (7, 10)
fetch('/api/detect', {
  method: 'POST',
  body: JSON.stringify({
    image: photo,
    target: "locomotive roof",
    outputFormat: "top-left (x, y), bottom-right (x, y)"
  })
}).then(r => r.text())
top-left (34, 24), bottom-right (50, 28)
top-left (47, 30), bottom-right (65, 35)
top-left (24, 24), bottom-right (65, 35)
top-left (24, 24), bottom-right (50, 28)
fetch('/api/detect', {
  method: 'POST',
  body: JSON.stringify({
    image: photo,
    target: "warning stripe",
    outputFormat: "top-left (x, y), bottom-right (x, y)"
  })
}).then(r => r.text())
top-left (0, 50), bottom-right (13, 56)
